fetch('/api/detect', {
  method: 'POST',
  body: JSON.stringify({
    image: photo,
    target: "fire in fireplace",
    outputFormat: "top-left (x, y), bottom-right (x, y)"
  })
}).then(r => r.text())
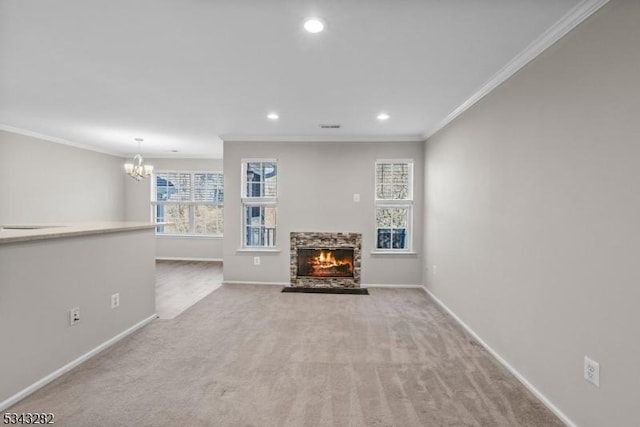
top-left (297, 248), bottom-right (355, 278)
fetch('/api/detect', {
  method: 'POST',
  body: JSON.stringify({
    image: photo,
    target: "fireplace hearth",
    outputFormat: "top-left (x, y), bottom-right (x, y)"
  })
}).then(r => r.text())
top-left (290, 232), bottom-right (361, 288)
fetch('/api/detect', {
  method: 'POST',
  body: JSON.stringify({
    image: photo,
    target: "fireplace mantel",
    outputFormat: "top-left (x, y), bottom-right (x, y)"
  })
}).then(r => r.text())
top-left (290, 232), bottom-right (361, 288)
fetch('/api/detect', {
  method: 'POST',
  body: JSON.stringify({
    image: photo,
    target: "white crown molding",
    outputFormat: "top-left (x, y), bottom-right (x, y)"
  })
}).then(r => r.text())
top-left (221, 134), bottom-right (425, 143)
top-left (0, 124), bottom-right (224, 159)
top-left (0, 124), bottom-right (124, 157)
top-left (424, 0), bottom-right (610, 140)
top-left (144, 153), bottom-right (222, 160)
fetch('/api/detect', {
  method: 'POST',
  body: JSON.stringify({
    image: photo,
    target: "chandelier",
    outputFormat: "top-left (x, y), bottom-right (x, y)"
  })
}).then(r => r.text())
top-left (124, 138), bottom-right (153, 180)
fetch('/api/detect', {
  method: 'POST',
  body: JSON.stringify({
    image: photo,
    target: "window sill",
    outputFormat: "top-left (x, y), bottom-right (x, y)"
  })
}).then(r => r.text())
top-left (156, 234), bottom-right (223, 239)
top-left (236, 247), bottom-right (281, 253)
top-left (370, 250), bottom-right (417, 256)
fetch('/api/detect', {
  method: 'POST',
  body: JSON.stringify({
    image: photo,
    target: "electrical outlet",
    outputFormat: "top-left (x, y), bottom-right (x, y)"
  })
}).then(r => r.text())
top-left (254, 256), bottom-right (260, 265)
top-left (69, 307), bottom-right (80, 326)
top-left (353, 193), bottom-right (360, 202)
top-left (433, 265), bottom-right (437, 275)
top-left (111, 293), bottom-right (120, 309)
top-left (584, 356), bottom-right (600, 387)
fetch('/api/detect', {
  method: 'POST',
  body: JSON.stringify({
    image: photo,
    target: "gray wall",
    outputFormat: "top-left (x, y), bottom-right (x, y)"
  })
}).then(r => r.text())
top-left (0, 229), bottom-right (156, 407)
top-left (0, 130), bottom-right (125, 223)
top-left (223, 140), bottom-right (424, 285)
top-left (0, 129), bottom-right (224, 259)
top-left (125, 157), bottom-right (224, 260)
top-left (424, 1), bottom-right (640, 426)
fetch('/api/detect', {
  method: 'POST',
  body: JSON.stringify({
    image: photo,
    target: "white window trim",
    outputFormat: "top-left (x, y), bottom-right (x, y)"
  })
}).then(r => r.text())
top-left (152, 170), bottom-right (224, 237)
top-left (374, 159), bottom-right (414, 202)
top-left (374, 159), bottom-right (414, 252)
top-left (374, 204), bottom-right (413, 252)
top-left (241, 158), bottom-right (278, 199)
top-left (241, 159), bottom-right (278, 249)
top-left (236, 247), bottom-right (281, 254)
top-left (370, 250), bottom-right (418, 255)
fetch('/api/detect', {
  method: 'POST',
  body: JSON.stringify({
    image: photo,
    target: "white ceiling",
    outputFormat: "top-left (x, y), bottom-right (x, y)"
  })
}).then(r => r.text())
top-left (0, 0), bottom-right (597, 159)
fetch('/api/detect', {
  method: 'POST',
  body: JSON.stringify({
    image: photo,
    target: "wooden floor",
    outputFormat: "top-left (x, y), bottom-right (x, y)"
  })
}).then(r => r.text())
top-left (155, 260), bottom-right (223, 319)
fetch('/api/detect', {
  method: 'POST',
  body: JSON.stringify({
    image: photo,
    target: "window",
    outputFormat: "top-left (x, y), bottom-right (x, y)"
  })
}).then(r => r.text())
top-left (153, 171), bottom-right (224, 236)
top-left (242, 160), bottom-right (277, 247)
top-left (375, 160), bottom-right (413, 251)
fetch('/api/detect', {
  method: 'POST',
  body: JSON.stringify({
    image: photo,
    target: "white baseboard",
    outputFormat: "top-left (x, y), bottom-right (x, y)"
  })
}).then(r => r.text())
top-left (421, 286), bottom-right (576, 427)
top-left (222, 280), bottom-right (289, 286)
top-left (156, 257), bottom-right (222, 262)
top-left (0, 314), bottom-right (157, 412)
top-left (220, 282), bottom-right (425, 289)
top-left (365, 283), bottom-right (425, 289)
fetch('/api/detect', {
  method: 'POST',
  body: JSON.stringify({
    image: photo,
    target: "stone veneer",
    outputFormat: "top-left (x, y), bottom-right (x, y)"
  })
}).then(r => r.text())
top-left (290, 232), bottom-right (361, 288)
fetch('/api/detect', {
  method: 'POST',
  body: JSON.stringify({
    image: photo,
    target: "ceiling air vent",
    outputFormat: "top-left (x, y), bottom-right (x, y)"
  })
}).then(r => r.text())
top-left (319, 124), bottom-right (341, 129)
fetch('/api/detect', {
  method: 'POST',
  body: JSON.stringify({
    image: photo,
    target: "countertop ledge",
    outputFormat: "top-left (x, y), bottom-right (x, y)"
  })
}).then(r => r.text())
top-left (0, 222), bottom-right (157, 244)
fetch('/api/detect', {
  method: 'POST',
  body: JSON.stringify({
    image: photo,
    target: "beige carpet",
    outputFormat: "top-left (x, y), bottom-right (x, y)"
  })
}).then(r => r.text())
top-left (8, 285), bottom-right (563, 426)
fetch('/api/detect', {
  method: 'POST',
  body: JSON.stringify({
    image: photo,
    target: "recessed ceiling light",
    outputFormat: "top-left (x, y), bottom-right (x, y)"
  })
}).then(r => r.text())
top-left (267, 112), bottom-right (279, 120)
top-left (377, 113), bottom-right (390, 121)
top-left (304, 18), bottom-right (325, 33)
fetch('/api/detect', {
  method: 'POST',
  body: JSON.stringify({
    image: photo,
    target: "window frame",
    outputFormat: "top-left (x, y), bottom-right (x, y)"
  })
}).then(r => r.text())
top-left (152, 170), bottom-right (224, 237)
top-left (241, 158), bottom-right (278, 249)
top-left (374, 159), bottom-right (414, 252)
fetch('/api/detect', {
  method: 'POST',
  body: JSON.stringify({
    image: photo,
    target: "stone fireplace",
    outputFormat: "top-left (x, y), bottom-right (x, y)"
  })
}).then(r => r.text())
top-left (290, 232), bottom-right (361, 288)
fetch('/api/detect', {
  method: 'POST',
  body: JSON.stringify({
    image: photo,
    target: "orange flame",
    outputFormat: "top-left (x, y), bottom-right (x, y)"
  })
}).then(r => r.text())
top-left (313, 250), bottom-right (352, 271)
